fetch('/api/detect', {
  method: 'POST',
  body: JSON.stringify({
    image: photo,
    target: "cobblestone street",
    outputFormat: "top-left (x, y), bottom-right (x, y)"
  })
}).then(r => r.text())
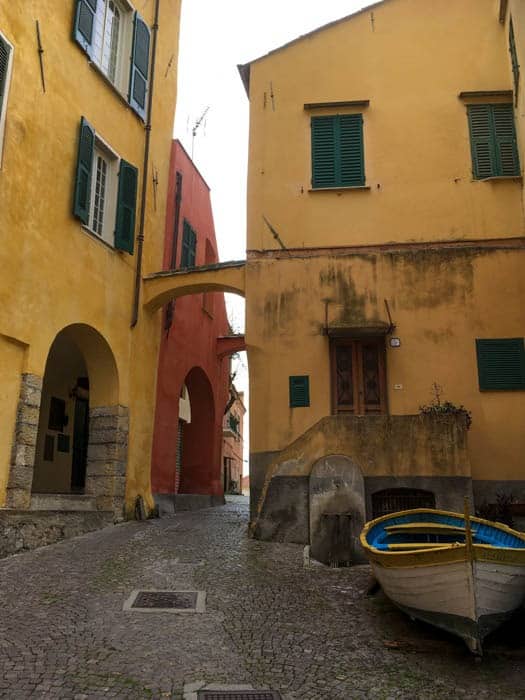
top-left (1, 496), bottom-right (525, 699)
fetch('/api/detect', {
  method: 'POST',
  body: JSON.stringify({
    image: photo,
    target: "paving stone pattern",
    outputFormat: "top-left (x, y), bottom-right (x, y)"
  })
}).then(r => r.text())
top-left (1, 496), bottom-right (525, 699)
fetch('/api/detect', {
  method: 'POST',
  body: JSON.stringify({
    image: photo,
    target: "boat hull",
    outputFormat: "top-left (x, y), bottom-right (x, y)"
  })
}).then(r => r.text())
top-left (370, 558), bottom-right (525, 653)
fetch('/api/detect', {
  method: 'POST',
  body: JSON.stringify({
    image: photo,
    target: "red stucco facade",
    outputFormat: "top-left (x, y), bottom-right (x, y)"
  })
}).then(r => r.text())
top-left (151, 140), bottom-right (230, 497)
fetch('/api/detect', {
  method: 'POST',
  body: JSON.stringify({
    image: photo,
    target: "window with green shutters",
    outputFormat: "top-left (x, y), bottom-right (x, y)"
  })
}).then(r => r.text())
top-left (509, 19), bottom-right (520, 105)
top-left (476, 338), bottom-right (525, 391)
top-left (0, 31), bottom-right (13, 166)
top-left (180, 220), bottom-right (197, 268)
top-left (467, 104), bottom-right (520, 179)
top-left (72, 117), bottom-right (138, 254)
top-left (73, 1), bottom-right (151, 121)
top-left (311, 114), bottom-right (365, 189)
top-left (289, 376), bottom-right (310, 408)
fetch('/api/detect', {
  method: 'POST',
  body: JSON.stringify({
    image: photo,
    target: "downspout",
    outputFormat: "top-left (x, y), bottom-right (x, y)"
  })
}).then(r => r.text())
top-left (131, 0), bottom-right (161, 327)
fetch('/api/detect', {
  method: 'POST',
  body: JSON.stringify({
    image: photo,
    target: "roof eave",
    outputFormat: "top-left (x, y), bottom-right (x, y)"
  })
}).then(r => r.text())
top-left (238, 63), bottom-right (250, 97)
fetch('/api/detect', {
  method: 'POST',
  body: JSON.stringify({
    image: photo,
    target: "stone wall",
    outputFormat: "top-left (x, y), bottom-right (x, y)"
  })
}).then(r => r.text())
top-left (5, 374), bottom-right (42, 509)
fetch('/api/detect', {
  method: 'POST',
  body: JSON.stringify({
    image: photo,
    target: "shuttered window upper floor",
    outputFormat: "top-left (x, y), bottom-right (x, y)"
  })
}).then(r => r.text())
top-left (73, 0), bottom-right (151, 120)
top-left (0, 30), bottom-right (13, 168)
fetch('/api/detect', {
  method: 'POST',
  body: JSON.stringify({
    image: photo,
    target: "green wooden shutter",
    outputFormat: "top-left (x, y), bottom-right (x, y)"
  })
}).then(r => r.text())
top-left (509, 19), bottom-right (520, 105)
top-left (311, 116), bottom-right (337, 188)
top-left (73, 117), bottom-right (95, 225)
top-left (0, 36), bottom-right (10, 115)
top-left (339, 114), bottom-right (365, 187)
top-left (114, 160), bottom-right (138, 254)
top-left (189, 228), bottom-right (197, 266)
top-left (73, 0), bottom-right (98, 57)
top-left (492, 104), bottom-right (520, 176)
top-left (129, 12), bottom-right (150, 120)
top-left (181, 221), bottom-right (197, 268)
top-left (476, 338), bottom-right (525, 390)
top-left (289, 376), bottom-right (310, 407)
top-left (468, 105), bottom-right (495, 179)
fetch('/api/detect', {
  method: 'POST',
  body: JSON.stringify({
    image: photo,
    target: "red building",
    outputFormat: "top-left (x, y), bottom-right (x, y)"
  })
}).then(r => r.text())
top-left (151, 140), bottom-right (231, 512)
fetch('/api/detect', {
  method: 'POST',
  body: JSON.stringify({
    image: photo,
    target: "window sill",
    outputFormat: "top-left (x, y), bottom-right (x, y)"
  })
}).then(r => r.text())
top-left (80, 224), bottom-right (117, 251)
top-left (309, 185), bottom-right (371, 192)
top-left (476, 175), bottom-right (522, 182)
top-left (86, 59), bottom-right (145, 123)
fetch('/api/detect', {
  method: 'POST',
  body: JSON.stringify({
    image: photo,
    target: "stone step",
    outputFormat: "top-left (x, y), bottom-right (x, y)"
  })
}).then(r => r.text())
top-left (30, 493), bottom-right (97, 512)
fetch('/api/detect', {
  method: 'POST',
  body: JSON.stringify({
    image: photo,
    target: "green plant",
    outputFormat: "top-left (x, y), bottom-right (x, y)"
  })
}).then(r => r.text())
top-left (419, 383), bottom-right (472, 430)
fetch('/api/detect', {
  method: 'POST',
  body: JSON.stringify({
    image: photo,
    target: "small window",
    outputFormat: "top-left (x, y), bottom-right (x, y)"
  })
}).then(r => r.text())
top-left (73, 0), bottom-right (150, 120)
top-left (311, 114), bottom-right (365, 189)
top-left (476, 338), bottom-right (525, 391)
top-left (509, 19), bottom-right (520, 105)
top-left (372, 489), bottom-right (436, 520)
top-left (73, 117), bottom-right (138, 253)
top-left (180, 220), bottom-right (197, 268)
top-left (289, 376), bottom-right (310, 408)
top-left (467, 104), bottom-right (520, 179)
top-left (0, 31), bottom-right (14, 167)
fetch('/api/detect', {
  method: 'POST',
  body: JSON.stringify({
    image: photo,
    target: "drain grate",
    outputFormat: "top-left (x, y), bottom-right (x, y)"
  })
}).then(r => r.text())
top-left (123, 589), bottom-right (205, 613)
top-left (133, 591), bottom-right (197, 609)
top-left (197, 693), bottom-right (281, 700)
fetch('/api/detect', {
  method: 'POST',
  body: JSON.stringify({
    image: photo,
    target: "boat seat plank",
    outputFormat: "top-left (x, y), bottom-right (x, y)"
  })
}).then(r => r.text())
top-left (387, 542), bottom-right (463, 550)
top-left (385, 523), bottom-right (476, 537)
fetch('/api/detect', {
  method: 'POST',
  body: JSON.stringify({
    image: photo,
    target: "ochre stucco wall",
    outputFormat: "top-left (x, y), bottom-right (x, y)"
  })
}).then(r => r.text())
top-left (0, 1), bottom-right (181, 510)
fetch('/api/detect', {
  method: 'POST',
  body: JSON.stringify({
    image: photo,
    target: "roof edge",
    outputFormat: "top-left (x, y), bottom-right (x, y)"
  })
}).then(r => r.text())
top-left (236, 0), bottom-right (386, 98)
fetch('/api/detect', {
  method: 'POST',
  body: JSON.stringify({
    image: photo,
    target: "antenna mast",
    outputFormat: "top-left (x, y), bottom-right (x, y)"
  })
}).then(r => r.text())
top-left (191, 106), bottom-right (210, 160)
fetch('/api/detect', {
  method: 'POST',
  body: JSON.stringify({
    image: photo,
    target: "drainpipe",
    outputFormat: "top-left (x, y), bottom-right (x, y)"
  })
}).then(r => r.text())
top-left (131, 0), bottom-right (161, 327)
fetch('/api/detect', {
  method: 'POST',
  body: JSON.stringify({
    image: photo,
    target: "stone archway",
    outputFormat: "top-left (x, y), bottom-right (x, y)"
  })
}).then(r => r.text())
top-left (309, 454), bottom-right (366, 566)
top-left (6, 324), bottom-right (126, 520)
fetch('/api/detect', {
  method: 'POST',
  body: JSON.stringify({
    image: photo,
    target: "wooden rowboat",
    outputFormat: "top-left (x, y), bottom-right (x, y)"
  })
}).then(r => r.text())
top-left (360, 507), bottom-right (525, 654)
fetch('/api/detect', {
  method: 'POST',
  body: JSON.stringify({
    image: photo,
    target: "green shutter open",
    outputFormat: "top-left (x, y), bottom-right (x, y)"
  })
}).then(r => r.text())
top-left (509, 19), bottom-right (520, 105)
top-left (73, 117), bottom-right (95, 225)
top-left (114, 160), bottom-right (138, 254)
top-left (476, 338), bottom-right (525, 390)
top-left (129, 12), bottom-right (150, 120)
top-left (0, 36), bottom-right (10, 114)
top-left (73, 0), bottom-right (97, 58)
top-left (289, 376), bottom-right (310, 407)
top-left (311, 115), bottom-right (364, 188)
top-left (468, 105), bottom-right (495, 179)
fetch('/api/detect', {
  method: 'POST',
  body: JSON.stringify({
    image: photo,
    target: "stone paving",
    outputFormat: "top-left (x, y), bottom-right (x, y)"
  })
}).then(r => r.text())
top-left (1, 496), bottom-right (525, 699)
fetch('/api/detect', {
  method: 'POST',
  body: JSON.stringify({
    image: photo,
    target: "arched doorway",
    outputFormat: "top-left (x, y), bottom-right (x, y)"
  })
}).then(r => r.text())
top-left (11, 324), bottom-right (126, 519)
top-left (179, 366), bottom-right (217, 495)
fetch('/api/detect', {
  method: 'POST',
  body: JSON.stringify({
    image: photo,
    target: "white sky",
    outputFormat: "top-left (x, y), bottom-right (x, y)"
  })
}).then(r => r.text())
top-left (173, 0), bottom-right (369, 469)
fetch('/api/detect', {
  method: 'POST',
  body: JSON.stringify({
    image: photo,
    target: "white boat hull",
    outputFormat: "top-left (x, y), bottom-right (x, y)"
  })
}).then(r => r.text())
top-left (371, 559), bottom-right (525, 653)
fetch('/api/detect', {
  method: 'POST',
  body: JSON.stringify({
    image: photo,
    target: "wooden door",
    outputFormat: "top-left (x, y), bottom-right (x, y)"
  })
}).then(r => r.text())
top-left (331, 338), bottom-right (387, 415)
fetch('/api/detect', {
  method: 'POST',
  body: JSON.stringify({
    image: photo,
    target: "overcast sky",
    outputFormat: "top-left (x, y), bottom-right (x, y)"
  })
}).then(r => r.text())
top-left (173, 1), bottom-right (369, 467)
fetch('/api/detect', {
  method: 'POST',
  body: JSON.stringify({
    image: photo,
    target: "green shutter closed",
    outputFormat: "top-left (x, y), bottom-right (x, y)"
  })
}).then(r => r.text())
top-left (289, 376), bottom-right (310, 408)
top-left (476, 338), bottom-right (525, 391)
top-left (73, 0), bottom-right (98, 57)
top-left (129, 13), bottom-right (150, 120)
top-left (468, 104), bottom-right (520, 179)
top-left (311, 115), bottom-right (364, 188)
top-left (0, 36), bottom-right (10, 114)
top-left (114, 160), bottom-right (138, 254)
top-left (73, 117), bottom-right (95, 225)
top-left (181, 221), bottom-right (197, 268)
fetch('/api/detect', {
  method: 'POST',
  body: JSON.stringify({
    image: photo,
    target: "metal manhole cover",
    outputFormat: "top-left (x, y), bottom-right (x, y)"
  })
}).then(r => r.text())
top-left (198, 694), bottom-right (281, 700)
top-left (123, 589), bottom-right (206, 613)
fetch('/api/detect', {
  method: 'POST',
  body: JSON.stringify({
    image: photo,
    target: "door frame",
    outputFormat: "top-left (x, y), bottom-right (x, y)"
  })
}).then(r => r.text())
top-left (330, 336), bottom-right (388, 415)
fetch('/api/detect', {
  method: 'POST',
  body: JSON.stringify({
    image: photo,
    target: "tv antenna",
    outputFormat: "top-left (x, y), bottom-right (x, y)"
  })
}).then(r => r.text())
top-left (191, 106), bottom-right (210, 159)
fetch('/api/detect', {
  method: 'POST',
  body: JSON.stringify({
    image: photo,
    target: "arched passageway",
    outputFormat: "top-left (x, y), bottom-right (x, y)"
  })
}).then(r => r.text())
top-left (179, 367), bottom-right (217, 495)
top-left (6, 324), bottom-right (126, 519)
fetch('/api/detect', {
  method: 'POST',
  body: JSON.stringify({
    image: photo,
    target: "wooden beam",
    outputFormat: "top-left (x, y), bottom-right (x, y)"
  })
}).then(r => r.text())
top-left (304, 100), bottom-right (370, 110)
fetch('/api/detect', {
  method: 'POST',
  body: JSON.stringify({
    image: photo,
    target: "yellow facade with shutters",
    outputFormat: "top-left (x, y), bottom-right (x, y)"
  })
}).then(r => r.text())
top-left (0, 1), bottom-right (181, 531)
top-left (239, 0), bottom-right (525, 539)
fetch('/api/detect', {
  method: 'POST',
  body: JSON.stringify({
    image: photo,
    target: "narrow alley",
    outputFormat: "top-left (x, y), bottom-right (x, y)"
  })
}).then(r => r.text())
top-left (1, 499), bottom-right (524, 700)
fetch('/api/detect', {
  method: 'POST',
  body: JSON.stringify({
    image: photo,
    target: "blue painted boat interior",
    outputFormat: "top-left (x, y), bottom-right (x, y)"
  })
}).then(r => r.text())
top-left (366, 511), bottom-right (525, 551)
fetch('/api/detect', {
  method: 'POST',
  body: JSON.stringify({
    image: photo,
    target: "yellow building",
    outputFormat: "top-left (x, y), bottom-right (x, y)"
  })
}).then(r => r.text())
top-left (233, 0), bottom-right (525, 555)
top-left (0, 0), bottom-right (180, 553)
